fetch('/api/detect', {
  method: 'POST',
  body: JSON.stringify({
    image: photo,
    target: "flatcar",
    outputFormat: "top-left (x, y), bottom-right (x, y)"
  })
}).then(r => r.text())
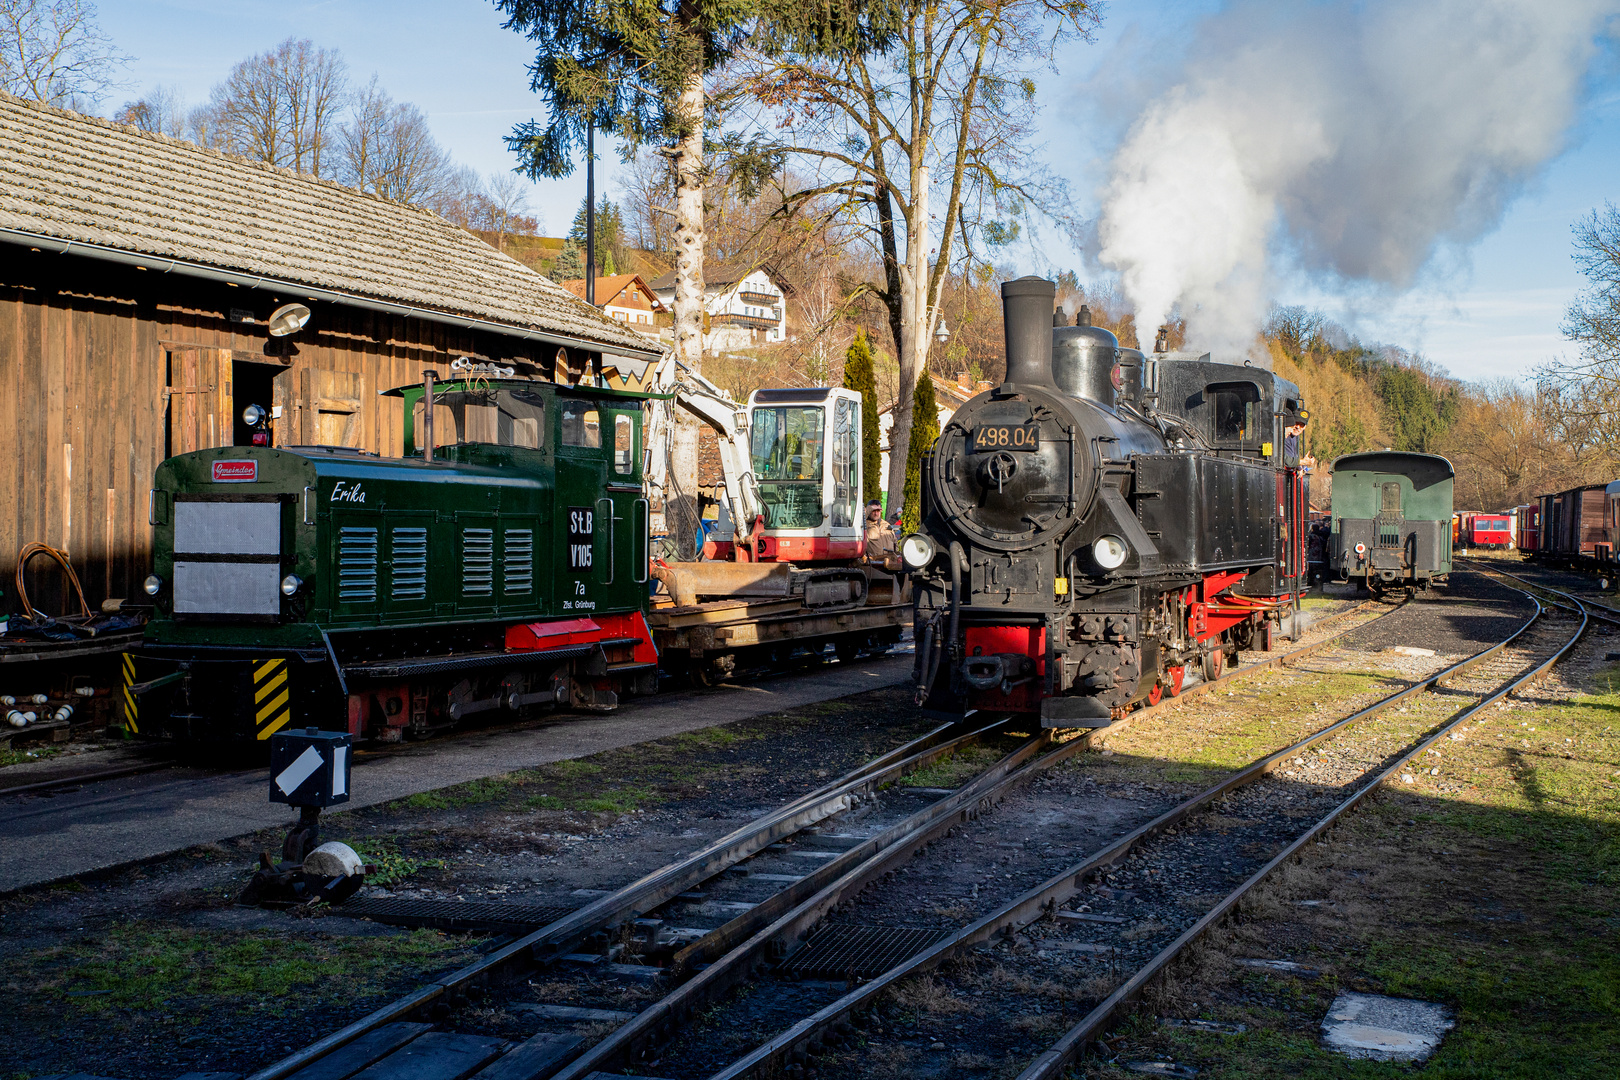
top-left (1327, 452), bottom-right (1453, 592)
top-left (901, 277), bottom-right (1309, 727)
top-left (130, 370), bottom-right (663, 743)
top-left (1536, 484), bottom-right (1607, 563)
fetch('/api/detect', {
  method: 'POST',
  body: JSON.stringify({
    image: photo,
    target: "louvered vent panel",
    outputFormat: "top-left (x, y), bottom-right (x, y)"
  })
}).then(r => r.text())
top-left (462, 528), bottom-right (494, 596)
top-left (391, 527), bottom-right (428, 600)
top-left (338, 527), bottom-right (379, 602)
top-left (503, 528), bottom-right (534, 595)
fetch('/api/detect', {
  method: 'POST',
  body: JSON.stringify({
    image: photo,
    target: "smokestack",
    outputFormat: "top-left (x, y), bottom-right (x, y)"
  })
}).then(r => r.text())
top-left (1000, 276), bottom-right (1058, 391)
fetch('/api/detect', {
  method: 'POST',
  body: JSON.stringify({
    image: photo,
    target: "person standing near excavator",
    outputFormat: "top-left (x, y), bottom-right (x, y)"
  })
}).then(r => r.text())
top-left (864, 500), bottom-right (896, 556)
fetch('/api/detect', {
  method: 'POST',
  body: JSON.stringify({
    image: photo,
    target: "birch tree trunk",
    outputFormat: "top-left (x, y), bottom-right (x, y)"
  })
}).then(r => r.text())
top-left (668, 62), bottom-right (707, 559)
top-left (885, 164), bottom-right (931, 513)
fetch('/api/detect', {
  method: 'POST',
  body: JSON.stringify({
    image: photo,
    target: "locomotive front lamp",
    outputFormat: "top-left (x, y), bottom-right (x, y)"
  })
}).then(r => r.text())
top-left (900, 533), bottom-right (937, 569)
top-left (281, 574), bottom-right (304, 596)
top-left (242, 403), bottom-right (268, 427)
top-left (143, 574), bottom-right (163, 596)
top-left (1092, 535), bottom-right (1128, 570)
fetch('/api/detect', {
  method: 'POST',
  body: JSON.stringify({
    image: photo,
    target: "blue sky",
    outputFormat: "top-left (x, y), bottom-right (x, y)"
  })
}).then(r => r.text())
top-left (101, 0), bottom-right (1620, 384)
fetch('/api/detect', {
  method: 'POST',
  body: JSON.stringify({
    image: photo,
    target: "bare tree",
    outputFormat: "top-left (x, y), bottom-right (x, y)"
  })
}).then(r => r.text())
top-left (205, 37), bottom-right (348, 176)
top-left (0, 0), bottom-right (128, 107)
top-left (484, 170), bottom-right (531, 250)
top-left (114, 83), bottom-right (186, 136)
top-left (619, 146), bottom-right (675, 255)
top-left (729, 0), bottom-right (1100, 508)
top-left (1560, 203), bottom-right (1620, 381)
top-left (337, 75), bottom-right (454, 206)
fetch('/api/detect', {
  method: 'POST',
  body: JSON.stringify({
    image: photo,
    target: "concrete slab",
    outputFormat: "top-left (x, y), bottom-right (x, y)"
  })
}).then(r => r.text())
top-left (0, 656), bottom-right (912, 893)
top-left (1320, 991), bottom-right (1455, 1062)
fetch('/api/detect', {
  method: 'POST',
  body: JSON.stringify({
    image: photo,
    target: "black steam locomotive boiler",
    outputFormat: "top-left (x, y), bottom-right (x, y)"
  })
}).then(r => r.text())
top-left (900, 277), bottom-right (1310, 727)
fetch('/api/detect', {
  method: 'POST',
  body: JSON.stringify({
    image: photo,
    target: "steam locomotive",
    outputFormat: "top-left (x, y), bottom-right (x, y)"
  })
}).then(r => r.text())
top-left (901, 277), bottom-right (1310, 726)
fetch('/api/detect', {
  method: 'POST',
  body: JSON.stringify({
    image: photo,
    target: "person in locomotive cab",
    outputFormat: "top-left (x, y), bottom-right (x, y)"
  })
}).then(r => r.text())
top-left (864, 500), bottom-right (896, 556)
top-left (1284, 419), bottom-right (1307, 467)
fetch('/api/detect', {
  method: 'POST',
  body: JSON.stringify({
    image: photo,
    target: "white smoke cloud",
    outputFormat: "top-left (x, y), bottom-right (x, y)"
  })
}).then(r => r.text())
top-left (1096, 0), bottom-right (1620, 357)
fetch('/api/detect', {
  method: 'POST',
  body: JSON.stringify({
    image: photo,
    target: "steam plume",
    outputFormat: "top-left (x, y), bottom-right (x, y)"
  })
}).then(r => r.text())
top-left (1097, 0), bottom-right (1620, 356)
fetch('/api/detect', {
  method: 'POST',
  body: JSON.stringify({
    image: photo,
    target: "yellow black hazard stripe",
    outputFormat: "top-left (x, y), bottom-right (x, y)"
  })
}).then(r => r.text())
top-left (254, 659), bottom-right (292, 740)
top-left (122, 652), bottom-right (138, 734)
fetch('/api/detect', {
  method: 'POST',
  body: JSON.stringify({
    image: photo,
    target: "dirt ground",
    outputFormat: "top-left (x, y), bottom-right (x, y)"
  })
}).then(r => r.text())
top-left (0, 685), bottom-right (937, 1079)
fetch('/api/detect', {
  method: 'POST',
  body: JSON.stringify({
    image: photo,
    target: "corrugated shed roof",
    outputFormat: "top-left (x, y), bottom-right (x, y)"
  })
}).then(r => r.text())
top-left (0, 92), bottom-right (659, 356)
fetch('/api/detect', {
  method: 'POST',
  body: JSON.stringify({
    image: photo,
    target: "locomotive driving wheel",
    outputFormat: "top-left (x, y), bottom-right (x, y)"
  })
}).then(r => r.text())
top-left (1146, 680), bottom-right (1164, 707)
top-left (1166, 665), bottom-right (1185, 697)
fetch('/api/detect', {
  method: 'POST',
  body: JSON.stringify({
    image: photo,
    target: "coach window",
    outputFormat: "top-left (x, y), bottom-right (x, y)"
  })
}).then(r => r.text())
top-left (561, 399), bottom-right (602, 448)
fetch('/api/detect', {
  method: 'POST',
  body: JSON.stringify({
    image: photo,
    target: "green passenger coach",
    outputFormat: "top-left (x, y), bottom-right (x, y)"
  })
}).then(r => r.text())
top-left (132, 372), bottom-right (660, 744)
top-left (1327, 451), bottom-right (1454, 593)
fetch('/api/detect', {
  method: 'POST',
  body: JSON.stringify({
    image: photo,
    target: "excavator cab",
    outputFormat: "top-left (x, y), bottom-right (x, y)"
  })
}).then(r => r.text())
top-left (745, 388), bottom-right (863, 563)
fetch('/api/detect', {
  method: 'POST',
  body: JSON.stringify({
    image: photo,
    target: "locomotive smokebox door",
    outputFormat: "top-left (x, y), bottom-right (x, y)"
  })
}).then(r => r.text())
top-left (269, 728), bottom-right (352, 808)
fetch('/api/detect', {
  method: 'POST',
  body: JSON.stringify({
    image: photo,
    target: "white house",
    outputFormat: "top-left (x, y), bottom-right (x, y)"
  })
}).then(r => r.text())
top-left (648, 263), bottom-right (789, 351)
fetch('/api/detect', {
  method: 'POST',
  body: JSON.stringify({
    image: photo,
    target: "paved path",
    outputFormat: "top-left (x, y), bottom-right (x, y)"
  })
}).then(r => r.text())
top-left (0, 656), bottom-right (912, 893)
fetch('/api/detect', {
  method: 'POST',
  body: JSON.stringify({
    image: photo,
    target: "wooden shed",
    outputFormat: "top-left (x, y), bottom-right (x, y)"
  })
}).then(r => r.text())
top-left (0, 92), bottom-right (664, 616)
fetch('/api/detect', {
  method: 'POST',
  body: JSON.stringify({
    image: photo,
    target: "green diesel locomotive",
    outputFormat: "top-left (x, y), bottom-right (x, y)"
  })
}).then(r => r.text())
top-left (130, 372), bottom-right (659, 743)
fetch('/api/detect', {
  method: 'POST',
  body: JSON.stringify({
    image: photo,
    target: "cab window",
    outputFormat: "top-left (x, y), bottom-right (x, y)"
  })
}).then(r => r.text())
top-left (561, 399), bottom-right (602, 448)
top-left (414, 387), bottom-right (545, 449)
top-left (614, 414), bottom-right (634, 474)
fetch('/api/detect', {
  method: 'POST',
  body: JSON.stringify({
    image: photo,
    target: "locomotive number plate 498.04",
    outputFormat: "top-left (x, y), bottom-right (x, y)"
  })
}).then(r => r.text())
top-left (973, 424), bottom-right (1040, 451)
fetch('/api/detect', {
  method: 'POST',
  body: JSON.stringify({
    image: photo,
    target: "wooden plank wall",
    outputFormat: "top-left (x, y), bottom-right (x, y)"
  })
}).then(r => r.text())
top-left (0, 249), bottom-right (572, 616)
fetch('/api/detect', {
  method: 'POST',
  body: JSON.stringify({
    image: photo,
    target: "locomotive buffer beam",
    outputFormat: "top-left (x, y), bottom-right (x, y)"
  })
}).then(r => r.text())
top-left (340, 639), bottom-right (639, 682)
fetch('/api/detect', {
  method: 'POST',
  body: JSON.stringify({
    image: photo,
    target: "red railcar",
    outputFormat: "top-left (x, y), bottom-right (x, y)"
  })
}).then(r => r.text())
top-left (1468, 513), bottom-right (1512, 548)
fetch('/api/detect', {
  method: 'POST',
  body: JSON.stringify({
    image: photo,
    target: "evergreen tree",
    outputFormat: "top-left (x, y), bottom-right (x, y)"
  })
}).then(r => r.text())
top-left (901, 373), bottom-right (939, 532)
top-left (842, 329), bottom-right (881, 505)
top-left (567, 196), bottom-right (626, 279)
top-left (553, 237), bottom-right (584, 282)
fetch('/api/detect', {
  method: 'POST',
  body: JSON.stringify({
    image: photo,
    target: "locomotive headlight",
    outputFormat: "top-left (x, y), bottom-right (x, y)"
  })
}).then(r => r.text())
top-left (1092, 535), bottom-right (1129, 570)
top-left (280, 574), bottom-right (303, 596)
top-left (900, 533), bottom-right (937, 569)
top-left (143, 574), bottom-right (163, 596)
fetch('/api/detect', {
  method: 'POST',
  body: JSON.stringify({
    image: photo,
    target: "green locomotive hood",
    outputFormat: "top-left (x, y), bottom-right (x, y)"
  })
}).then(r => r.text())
top-left (146, 444), bottom-right (555, 649)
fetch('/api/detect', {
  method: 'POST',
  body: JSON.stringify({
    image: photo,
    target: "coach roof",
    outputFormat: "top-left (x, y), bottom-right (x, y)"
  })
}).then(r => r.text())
top-left (0, 91), bottom-right (660, 359)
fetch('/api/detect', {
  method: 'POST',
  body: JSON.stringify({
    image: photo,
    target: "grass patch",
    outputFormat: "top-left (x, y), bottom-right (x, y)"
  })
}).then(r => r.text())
top-left (2, 921), bottom-right (474, 1019)
top-left (0, 744), bottom-right (67, 768)
top-left (899, 744), bottom-right (1006, 789)
top-left (1095, 646), bottom-right (1620, 1079)
top-left (527, 784), bottom-right (658, 814)
top-left (399, 775), bottom-right (518, 811)
top-left (347, 837), bottom-right (445, 886)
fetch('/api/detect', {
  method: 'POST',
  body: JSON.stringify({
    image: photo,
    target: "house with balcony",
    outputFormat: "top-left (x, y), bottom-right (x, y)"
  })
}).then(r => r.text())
top-left (648, 263), bottom-right (789, 351)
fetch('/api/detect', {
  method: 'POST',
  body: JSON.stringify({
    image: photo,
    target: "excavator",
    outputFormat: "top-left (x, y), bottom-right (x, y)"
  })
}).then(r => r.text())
top-left (639, 356), bottom-right (908, 684)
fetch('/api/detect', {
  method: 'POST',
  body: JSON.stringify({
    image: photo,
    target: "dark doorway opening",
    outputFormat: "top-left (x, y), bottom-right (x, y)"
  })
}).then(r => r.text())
top-left (233, 360), bottom-right (281, 446)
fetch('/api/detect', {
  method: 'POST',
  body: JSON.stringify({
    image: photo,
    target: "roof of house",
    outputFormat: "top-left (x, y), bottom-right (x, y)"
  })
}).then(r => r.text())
top-left (559, 273), bottom-right (666, 310)
top-left (0, 92), bottom-right (659, 357)
top-left (647, 261), bottom-right (786, 294)
top-left (878, 374), bottom-right (981, 418)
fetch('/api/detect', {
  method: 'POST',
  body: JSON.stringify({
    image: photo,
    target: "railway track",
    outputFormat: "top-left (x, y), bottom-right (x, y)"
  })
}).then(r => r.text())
top-left (238, 597), bottom-right (1391, 1080)
top-left (635, 574), bottom-right (1562, 1079)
